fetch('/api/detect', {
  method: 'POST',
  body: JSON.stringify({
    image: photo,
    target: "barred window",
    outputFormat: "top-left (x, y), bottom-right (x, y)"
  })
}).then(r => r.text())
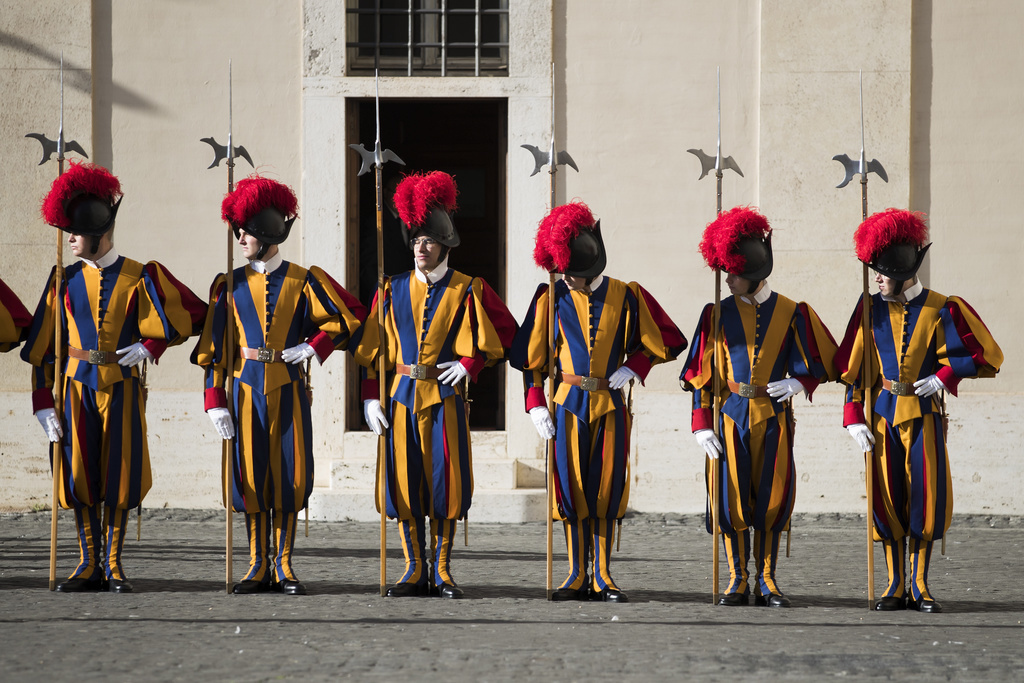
top-left (346, 0), bottom-right (509, 77)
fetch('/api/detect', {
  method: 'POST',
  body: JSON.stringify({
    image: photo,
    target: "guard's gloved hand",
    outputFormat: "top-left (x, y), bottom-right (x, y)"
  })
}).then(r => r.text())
top-left (913, 374), bottom-right (946, 397)
top-left (35, 408), bottom-right (63, 442)
top-left (363, 399), bottom-right (390, 436)
top-left (846, 423), bottom-right (875, 451)
top-left (206, 407), bottom-right (235, 440)
top-left (116, 342), bottom-right (153, 368)
top-left (608, 366), bottom-right (640, 390)
top-left (694, 428), bottom-right (722, 460)
top-left (767, 377), bottom-right (804, 403)
top-left (437, 360), bottom-right (469, 386)
top-left (529, 405), bottom-right (556, 440)
top-left (281, 342), bottom-right (318, 365)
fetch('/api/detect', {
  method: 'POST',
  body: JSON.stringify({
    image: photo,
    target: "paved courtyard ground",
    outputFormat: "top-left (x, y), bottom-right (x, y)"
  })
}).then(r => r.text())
top-left (1, 510), bottom-right (1021, 682)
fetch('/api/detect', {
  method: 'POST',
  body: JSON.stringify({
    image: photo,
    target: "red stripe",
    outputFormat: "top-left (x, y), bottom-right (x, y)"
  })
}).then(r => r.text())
top-left (834, 296), bottom-right (865, 377)
top-left (945, 299), bottom-right (990, 369)
top-left (476, 279), bottom-right (517, 348)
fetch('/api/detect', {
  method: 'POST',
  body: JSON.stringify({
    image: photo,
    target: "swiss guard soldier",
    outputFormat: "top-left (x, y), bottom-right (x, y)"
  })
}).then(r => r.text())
top-left (192, 175), bottom-right (366, 596)
top-left (23, 162), bottom-right (206, 593)
top-left (355, 171), bottom-right (517, 599)
top-left (512, 201), bottom-right (687, 603)
top-left (679, 207), bottom-right (838, 608)
top-left (836, 209), bottom-right (1003, 613)
top-left (0, 278), bottom-right (31, 352)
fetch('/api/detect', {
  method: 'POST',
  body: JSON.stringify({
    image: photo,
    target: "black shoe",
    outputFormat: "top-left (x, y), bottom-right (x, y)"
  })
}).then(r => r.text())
top-left (108, 578), bottom-right (134, 594)
top-left (907, 596), bottom-right (943, 613)
top-left (386, 582), bottom-right (430, 598)
top-left (437, 582), bottom-right (464, 599)
top-left (56, 577), bottom-right (105, 593)
top-left (232, 579), bottom-right (271, 594)
top-left (551, 586), bottom-right (589, 601)
top-left (273, 580), bottom-right (307, 596)
top-left (755, 592), bottom-right (791, 608)
top-left (718, 591), bottom-right (750, 607)
top-left (874, 596), bottom-right (907, 611)
top-left (590, 588), bottom-right (629, 603)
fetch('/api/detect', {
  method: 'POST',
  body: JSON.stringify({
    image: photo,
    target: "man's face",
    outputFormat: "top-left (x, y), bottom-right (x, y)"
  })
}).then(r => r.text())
top-left (67, 233), bottom-right (87, 258)
top-left (238, 230), bottom-right (264, 260)
top-left (68, 232), bottom-right (111, 259)
top-left (725, 272), bottom-right (756, 296)
top-left (875, 271), bottom-right (900, 297)
top-left (563, 274), bottom-right (590, 292)
top-left (411, 233), bottom-right (443, 272)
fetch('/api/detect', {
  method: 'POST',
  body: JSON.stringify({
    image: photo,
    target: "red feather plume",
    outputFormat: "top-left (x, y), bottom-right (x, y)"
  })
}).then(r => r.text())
top-left (393, 171), bottom-right (458, 228)
top-left (221, 175), bottom-right (298, 227)
top-left (533, 201), bottom-right (595, 271)
top-left (698, 207), bottom-right (771, 271)
top-left (854, 208), bottom-right (928, 263)
top-left (41, 161), bottom-right (122, 228)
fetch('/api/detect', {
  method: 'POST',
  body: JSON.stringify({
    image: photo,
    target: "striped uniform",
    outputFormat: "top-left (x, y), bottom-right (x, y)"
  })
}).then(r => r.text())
top-left (354, 267), bottom-right (516, 589)
top-left (512, 277), bottom-right (686, 593)
top-left (191, 261), bottom-right (365, 585)
top-left (21, 256), bottom-right (205, 582)
top-left (0, 278), bottom-right (31, 352)
top-left (680, 289), bottom-right (837, 598)
top-left (836, 288), bottom-right (1002, 601)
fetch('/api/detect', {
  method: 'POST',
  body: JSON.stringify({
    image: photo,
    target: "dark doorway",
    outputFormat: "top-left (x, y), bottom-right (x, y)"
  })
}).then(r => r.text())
top-left (346, 98), bottom-right (508, 431)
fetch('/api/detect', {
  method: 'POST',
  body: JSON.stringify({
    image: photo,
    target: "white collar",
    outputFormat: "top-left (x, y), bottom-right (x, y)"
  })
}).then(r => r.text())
top-left (249, 251), bottom-right (284, 274)
top-left (739, 280), bottom-right (772, 305)
top-left (80, 247), bottom-right (120, 270)
top-left (882, 279), bottom-right (922, 303)
top-left (414, 256), bottom-right (449, 284)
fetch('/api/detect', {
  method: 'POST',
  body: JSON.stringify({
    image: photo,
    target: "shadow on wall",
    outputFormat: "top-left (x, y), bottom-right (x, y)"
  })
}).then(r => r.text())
top-left (0, 30), bottom-right (162, 114)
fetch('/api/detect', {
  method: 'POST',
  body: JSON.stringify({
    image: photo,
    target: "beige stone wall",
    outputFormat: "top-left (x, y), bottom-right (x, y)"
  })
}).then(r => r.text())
top-left (0, 0), bottom-right (1018, 515)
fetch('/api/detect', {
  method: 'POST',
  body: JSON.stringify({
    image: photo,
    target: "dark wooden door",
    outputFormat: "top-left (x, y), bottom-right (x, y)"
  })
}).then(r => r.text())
top-left (348, 98), bottom-right (508, 430)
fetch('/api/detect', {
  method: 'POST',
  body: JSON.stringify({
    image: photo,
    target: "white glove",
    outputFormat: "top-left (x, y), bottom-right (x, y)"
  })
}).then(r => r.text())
top-left (363, 399), bottom-right (390, 436)
top-left (846, 423), bottom-right (875, 451)
top-left (608, 366), bottom-right (640, 390)
top-left (116, 342), bottom-right (154, 368)
top-left (694, 429), bottom-right (722, 460)
top-left (767, 378), bottom-right (804, 403)
top-left (437, 360), bottom-right (469, 386)
top-left (281, 342), bottom-right (318, 365)
top-left (207, 407), bottom-right (235, 440)
top-left (913, 374), bottom-right (946, 397)
top-left (529, 406), bottom-right (556, 440)
top-left (35, 408), bottom-right (63, 442)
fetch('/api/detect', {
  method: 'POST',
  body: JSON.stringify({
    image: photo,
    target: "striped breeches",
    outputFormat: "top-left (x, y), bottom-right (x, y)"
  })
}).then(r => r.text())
top-left (553, 405), bottom-right (631, 521)
top-left (381, 395), bottom-right (473, 521)
top-left (869, 412), bottom-right (952, 542)
top-left (232, 379), bottom-right (314, 514)
top-left (707, 408), bottom-right (795, 535)
top-left (58, 378), bottom-right (151, 510)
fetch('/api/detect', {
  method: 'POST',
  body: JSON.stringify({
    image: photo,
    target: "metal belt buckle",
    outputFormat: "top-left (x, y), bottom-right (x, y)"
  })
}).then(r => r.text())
top-left (890, 380), bottom-right (912, 396)
top-left (408, 364), bottom-right (427, 380)
top-left (88, 350), bottom-right (105, 365)
top-left (256, 347), bottom-right (275, 363)
top-left (580, 376), bottom-right (601, 392)
top-left (737, 382), bottom-right (758, 399)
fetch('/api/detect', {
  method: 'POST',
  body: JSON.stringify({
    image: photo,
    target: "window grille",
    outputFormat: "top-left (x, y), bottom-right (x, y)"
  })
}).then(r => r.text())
top-left (346, 0), bottom-right (509, 77)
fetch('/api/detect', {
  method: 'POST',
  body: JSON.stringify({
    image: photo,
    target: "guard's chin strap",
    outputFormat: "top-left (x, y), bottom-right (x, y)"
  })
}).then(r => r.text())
top-left (746, 278), bottom-right (762, 295)
top-left (437, 245), bottom-right (450, 262)
top-left (892, 278), bottom-right (907, 296)
top-left (90, 235), bottom-right (101, 255)
top-left (256, 243), bottom-right (270, 261)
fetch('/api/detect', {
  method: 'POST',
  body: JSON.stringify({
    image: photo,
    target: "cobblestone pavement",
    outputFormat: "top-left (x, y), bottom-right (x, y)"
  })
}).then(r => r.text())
top-left (1, 510), bottom-right (1022, 682)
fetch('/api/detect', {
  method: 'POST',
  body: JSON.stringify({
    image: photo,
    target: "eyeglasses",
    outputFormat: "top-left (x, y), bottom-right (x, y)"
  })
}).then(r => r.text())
top-left (410, 237), bottom-right (438, 248)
